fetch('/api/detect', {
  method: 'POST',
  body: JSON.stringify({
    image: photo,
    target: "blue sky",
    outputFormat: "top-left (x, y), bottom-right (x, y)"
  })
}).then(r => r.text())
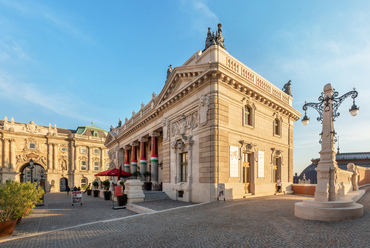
top-left (1, 0), bottom-right (369, 174)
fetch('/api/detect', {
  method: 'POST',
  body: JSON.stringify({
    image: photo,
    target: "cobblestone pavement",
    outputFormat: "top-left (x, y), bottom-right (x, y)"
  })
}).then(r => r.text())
top-left (1, 192), bottom-right (370, 247)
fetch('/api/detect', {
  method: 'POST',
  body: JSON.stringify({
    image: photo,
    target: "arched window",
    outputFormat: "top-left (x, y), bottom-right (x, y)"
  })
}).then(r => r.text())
top-left (94, 161), bottom-right (99, 171)
top-left (81, 178), bottom-right (87, 188)
top-left (81, 161), bottom-right (87, 170)
top-left (274, 118), bottom-right (281, 136)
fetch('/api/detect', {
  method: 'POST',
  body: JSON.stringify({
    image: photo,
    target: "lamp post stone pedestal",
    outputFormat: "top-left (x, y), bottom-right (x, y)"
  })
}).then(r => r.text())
top-left (295, 83), bottom-right (364, 221)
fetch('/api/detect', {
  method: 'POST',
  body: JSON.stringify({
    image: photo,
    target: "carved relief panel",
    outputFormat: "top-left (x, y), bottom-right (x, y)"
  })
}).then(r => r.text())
top-left (172, 112), bottom-right (198, 137)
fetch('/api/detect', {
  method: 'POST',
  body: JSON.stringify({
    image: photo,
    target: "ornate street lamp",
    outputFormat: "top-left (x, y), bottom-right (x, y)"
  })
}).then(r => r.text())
top-left (28, 159), bottom-right (35, 183)
top-left (302, 84), bottom-right (359, 201)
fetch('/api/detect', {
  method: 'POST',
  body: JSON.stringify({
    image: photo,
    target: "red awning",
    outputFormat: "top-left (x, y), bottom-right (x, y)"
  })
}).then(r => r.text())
top-left (94, 168), bottom-right (132, 177)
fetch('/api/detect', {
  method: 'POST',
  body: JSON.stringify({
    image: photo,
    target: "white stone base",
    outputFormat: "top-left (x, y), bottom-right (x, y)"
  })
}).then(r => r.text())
top-left (125, 180), bottom-right (145, 204)
top-left (295, 190), bottom-right (364, 221)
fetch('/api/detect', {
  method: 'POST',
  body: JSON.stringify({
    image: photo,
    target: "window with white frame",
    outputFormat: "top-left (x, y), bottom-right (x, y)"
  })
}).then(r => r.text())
top-left (81, 178), bottom-right (87, 187)
top-left (93, 131), bottom-right (99, 137)
top-left (180, 152), bottom-right (188, 182)
top-left (94, 161), bottom-right (99, 171)
top-left (81, 161), bottom-right (87, 170)
top-left (94, 148), bottom-right (99, 155)
top-left (81, 147), bottom-right (87, 154)
top-left (29, 143), bottom-right (36, 149)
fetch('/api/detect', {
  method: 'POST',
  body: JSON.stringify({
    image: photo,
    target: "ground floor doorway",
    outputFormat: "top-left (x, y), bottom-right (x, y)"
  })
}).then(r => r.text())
top-left (60, 178), bottom-right (68, 191)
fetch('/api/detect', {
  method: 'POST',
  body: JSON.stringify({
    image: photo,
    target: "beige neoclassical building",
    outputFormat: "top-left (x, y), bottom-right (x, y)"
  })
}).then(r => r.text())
top-left (0, 118), bottom-right (110, 192)
top-left (105, 24), bottom-right (301, 203)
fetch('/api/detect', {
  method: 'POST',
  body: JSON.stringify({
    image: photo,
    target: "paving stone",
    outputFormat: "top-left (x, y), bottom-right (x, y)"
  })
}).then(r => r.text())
top-left (1, 192), bottom-right (370, 247)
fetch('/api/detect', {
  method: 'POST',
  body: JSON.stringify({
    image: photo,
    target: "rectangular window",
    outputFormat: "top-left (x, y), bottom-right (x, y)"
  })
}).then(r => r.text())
top-left (94, 161), bottom-right (99, 171)
top-left (105, 162), bottom-right (109, 170)
top-left (94, 149), bottom-right (99, 155)
top-left (244, 106), bottom-right (251, 126)
top-left (180, 152), bottom-right (188, 182)
top-left (29, 143), bottom-right (36, 149)
top-left (81, 161), bottom-right (87, 170)
top-left (81, 147), bottom-right (86, 154)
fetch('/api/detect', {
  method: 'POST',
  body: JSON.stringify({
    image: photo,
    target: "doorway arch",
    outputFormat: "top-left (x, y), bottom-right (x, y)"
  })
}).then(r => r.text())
top-left (60, 178), bottom-right (68, 191)
top-left (19, 162), bottom-right (46, 184)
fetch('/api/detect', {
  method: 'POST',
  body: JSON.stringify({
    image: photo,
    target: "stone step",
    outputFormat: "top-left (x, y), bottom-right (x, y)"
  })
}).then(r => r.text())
top-left (143, 191), bottom-right (170, 201)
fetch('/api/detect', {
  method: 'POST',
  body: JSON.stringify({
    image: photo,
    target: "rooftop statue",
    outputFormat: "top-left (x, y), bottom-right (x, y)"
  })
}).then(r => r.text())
top-left (166, 65), bottom-right (172, 79)
top-left (282, 80), bottom-right (292, 97)
top-left (204, 23), bottom-right (226, 51)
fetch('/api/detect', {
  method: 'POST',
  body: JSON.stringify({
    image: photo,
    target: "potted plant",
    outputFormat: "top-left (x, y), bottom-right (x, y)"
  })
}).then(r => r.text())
top-left (102, 180), bottom-right (111, 200)
top-left (92, 181), bottom-right (100, 197)
top-left (143, 171), bottom-right (152, 190)
top-left (86, 183), bottom-right (92, 196)
top-left (132, 171), bottom-right (141, 179)
top-left (0, 180), bottom-right (44, 237)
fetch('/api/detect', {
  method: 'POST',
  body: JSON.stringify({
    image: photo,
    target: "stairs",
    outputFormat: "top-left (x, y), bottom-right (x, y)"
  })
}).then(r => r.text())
top-left (143, 190), bottom-right (170, 201)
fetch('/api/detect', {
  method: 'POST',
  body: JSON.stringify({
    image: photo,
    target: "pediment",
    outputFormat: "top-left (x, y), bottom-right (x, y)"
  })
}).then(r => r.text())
top-left (105, 132), bottom-right (117, 146)
top-left (155, 68), bottom-right (206, 108)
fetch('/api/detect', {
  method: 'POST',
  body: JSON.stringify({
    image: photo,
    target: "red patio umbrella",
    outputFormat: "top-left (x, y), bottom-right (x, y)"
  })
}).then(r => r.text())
top-left (106, 168), bottom-right (132, 177)
top-left (94, 168), bottom-right (132, 178)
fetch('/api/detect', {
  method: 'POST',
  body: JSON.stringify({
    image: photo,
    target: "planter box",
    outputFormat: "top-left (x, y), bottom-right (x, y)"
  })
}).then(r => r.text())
top-left (144, 182), bottom-right (152, 191)
top-left (93, 190), bottom-right (100, 197)
top-left (87, 190), bottom-right (92, 196)
top-left (104, 191), bottom-right (111, 200)
top-left (117, 194), bottom-right (128, 206)
top-left (0, 220), bottom-right (17, 238)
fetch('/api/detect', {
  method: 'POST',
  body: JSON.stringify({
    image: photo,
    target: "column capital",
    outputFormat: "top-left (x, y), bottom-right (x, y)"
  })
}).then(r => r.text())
top-left (150, 131), bottom-right (160, 137)
top-left (124, 145), bottom-right (131, 150)
top-left (139, 137), bottom-right (148, 143)
top-left (2, 137), bottom-right (10, 142)
top-left (130, 141), bottom-right (139, 147)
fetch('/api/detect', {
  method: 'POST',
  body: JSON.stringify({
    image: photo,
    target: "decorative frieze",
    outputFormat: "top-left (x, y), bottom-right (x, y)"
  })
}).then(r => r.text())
top-left (172, 112), bottom-right (198, 137)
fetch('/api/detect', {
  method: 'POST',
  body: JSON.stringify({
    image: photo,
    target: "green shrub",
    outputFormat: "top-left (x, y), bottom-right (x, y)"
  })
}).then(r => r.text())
top-left (92, 181), bottom-right (99, 187)
top-left (0, 180), bottom-right (45, 222)
top-left (102, 179), bottom-right (110, 189)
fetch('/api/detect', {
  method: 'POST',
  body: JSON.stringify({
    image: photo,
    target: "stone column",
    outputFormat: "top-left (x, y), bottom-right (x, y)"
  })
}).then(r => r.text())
top-left (10, 139), bottom-right (16, 170)
top-left (130, 142), bottom-right (139, 174)
top-left (53, 143), bottom-right (58, 171)
top-left (70, 141), bottom-right (74, 172)
top-left (74, 145), bottom-right (78, 171)
top-left (100, 147), bottom-right (104, 171)
top-left (88, 146), bottom-right (92, 173)
top-left (48, 142), bottom-right (53, 170)
top-left (124, 146), bottom-right (130, 173)
top-left (139, 138), bottom-right (148, 181)
top-left (315, 83), bottom-right (338, 202)
top-left (3, 138), bottom-right (9, 169)
top-left (150, 132), bottom-right (160, 183)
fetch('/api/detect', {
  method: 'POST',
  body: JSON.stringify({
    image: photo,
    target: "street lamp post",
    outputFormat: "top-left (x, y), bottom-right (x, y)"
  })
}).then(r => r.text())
top-left (302, 83), bottom-right (359, 201)
top-left (28, 159), bottom-right (35, 183)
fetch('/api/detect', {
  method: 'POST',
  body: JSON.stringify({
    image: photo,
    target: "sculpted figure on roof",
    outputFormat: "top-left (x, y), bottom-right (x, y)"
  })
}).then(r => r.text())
top-left (204, 23), bottom-right (225, 51)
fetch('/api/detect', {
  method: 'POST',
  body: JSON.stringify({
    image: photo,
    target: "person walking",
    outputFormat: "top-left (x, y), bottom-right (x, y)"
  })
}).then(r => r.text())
top-left (276, 177), bottom-right (282, 193)
top-left (66, 186), bottom-right (70, 195)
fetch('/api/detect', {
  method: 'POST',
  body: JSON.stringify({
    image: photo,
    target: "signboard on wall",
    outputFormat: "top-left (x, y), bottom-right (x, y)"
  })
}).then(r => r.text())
top-left (258, 150), bottom-right (264, 178)
top-left (229, 146), bottom-right (239, 177)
